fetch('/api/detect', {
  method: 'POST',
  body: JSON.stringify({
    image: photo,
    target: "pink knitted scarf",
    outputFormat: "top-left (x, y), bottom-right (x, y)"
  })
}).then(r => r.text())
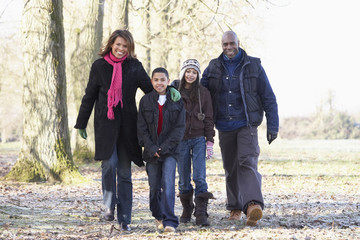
top-left (104, 52), bottom-right (128, 120)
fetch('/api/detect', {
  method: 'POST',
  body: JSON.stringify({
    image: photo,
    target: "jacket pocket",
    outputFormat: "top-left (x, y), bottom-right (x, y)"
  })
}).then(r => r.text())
top-left (191, 113), bottom-right (205, 129)
top-left (143, 110), bottom-right (155, 124)
top-left (168, 108), bottom-right (181, 124)
top-left (246, 95), bottom-right (261, 112)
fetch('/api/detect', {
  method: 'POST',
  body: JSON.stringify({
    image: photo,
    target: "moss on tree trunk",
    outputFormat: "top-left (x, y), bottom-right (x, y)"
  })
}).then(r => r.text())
top-left (4, 156), bottom-right (46, 182)
top-left (4, 138), bottom-right (88, 184)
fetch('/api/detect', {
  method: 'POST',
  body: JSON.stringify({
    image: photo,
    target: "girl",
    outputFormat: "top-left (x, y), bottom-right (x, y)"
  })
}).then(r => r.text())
top-left (174, 59), bottom-right (215, 226)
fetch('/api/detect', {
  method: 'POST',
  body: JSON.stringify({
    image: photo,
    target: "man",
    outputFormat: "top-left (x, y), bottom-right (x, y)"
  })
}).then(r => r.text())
top-left (201, 31), bottom-right (279, 226)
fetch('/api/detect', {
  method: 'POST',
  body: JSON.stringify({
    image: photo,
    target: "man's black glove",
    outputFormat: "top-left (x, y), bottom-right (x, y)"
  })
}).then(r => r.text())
top-left (267, 131), bottom-right (278, 144)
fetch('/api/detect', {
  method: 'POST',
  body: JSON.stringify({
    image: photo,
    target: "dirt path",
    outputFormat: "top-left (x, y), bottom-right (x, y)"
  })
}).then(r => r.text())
top-left (1, 141), bottom-right (360, 239)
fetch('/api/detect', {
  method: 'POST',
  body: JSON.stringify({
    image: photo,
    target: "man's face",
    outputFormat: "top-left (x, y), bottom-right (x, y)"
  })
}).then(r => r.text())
top-left (222, 33), bottom-right (239, 59)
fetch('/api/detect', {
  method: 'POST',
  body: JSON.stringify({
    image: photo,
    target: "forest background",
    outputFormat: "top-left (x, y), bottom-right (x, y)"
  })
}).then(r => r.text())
top-left (1, 0), bottom-right (360, 146)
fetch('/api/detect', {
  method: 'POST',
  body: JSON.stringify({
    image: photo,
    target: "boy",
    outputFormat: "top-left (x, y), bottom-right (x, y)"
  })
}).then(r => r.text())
top-left (137, 67), bottom-right (185, 232)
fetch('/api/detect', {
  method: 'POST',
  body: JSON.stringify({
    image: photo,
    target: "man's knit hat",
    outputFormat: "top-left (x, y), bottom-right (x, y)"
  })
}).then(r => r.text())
top-left (179, 59), bottom-right (201, 81)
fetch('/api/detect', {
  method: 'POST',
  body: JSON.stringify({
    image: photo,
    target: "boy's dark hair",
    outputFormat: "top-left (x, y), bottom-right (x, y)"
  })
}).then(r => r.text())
top-left (152, 67), bottom-right (169, 79)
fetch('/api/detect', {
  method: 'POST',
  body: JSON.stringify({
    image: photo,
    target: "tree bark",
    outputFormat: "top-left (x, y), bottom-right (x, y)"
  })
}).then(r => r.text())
top-left (5, 0), bottom-right (82, 183)
top-left (103, 0), bottom-right (128, 39)
top-left (64, 0), bottom-right (104, 161)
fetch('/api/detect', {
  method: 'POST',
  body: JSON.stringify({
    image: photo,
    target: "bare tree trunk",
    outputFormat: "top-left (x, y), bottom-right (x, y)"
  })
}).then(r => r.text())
top-left (64, 0), bottom-right (104, 162)
top-left (5, 0), bottom-right (82, 183)
top-left (144, 0), bottom-right (151, 73)
top-left (103, 0), bottom-right (128, 39)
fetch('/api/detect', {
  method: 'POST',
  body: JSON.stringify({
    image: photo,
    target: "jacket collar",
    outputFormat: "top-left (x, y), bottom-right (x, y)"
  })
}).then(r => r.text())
top-left (149, 88), bottom-right (171, 103)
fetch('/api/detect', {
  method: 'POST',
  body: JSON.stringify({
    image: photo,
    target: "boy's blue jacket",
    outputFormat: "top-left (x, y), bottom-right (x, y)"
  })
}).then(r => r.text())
top-left (137, 88), bottom-right (185, 163)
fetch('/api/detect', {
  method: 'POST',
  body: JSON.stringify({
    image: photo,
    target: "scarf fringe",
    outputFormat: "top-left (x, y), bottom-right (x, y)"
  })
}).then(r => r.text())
top-left (107, 88), bottom-right (123, 120)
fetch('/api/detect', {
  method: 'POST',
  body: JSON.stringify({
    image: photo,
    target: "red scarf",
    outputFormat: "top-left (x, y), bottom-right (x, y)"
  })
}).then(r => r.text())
top-left (104, 52), bottom-right (128, 120)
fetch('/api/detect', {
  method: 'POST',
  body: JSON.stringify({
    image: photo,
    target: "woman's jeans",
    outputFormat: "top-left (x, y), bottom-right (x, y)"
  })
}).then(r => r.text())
top-left (101, 145), bottom-right (132, 225)
top-left (146, 156), bottom-right (179, 228)
top-left (177, 136), bottom-right (208, 196)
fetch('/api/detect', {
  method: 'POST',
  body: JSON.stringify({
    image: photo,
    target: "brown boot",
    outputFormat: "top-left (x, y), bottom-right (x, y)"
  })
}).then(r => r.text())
top-left (228, 209), bottom-right (242, 220)
top-left (179, 190), bottom-right (194, 223)
top-left (194, 192), bottom-right (215, 226)
top-left (246, 203), bottom-right (263, 226)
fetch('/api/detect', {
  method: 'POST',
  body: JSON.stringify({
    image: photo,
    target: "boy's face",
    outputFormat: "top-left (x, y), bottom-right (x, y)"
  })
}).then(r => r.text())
top-left (151, 72), bottom-right (169, 95)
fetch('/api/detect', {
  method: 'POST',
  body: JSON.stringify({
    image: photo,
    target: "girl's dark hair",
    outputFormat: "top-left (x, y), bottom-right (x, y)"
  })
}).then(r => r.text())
top-left (179, 70), bottom-right (200, 102)
top-left (98, 30), bottom-right (136, 58)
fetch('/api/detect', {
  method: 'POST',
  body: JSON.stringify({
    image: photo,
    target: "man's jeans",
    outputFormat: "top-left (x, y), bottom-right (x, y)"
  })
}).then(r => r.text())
top-left (178, 136), bottom-right (208, 196)
top-left (218, 126), bottom-right (263, 214)
top-left (101, 145), bottom-right (132, 225)
top-left (146, 156), bottom-right (179, 229)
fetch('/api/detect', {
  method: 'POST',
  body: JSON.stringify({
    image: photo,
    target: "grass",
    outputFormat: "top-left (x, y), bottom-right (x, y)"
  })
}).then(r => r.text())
top-left (0, 141), bottom-right (21, 154)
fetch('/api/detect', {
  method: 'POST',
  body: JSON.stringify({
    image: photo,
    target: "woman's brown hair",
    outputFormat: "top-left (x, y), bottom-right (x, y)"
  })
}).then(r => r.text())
top-left (98, 30), bottom-right (136, 58)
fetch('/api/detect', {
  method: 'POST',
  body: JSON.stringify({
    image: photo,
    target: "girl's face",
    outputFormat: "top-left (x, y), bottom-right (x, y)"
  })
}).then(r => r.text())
top-left (151, 72), bottom-right (169, 95)
top-left (111, 37), bottom-right (128, 58)
top-left (184, 68), bottom-right (198, 87)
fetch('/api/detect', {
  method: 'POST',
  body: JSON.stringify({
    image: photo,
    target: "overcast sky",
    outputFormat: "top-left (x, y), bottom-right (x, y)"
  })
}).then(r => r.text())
top-left (1, 0), bottom-right (359, 118)
top-left (262, 0), bottom-right (360, 117)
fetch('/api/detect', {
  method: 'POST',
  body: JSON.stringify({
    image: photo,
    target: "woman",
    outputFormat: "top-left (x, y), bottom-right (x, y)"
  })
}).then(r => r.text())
top-left (74, 30), bottom-right (153, 231)
top-left (173, 59), bottom-right (215, 226)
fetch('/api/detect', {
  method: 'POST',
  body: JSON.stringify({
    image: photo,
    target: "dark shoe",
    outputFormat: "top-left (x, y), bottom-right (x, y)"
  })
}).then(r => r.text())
top-left (121, 223), bottom-right (131, 231)
top-left (103, 208), bottom-right (114, 221)
top-left (228, 209), bottom-right (242, 220)
top-left (179, 190), bottom-right (194, 223)
top-left (246, 203), bottom-right (262, 226)
top-left (194, 192), bottom-right (215, 226)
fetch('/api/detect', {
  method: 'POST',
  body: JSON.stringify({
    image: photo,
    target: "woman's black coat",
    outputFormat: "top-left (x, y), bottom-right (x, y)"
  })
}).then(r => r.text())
top-left (75, 57), bottom-right (152, 166)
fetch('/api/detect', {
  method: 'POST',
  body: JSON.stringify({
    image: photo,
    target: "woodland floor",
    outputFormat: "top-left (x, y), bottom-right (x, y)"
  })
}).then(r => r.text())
top-left (0, 140), bottom-right (359, 240)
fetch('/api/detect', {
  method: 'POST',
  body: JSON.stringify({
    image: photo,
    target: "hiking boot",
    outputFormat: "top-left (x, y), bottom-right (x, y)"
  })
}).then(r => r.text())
top-left (179, 190), bottom-right (194, 223)
top-left (164, 226), bottom-right (176, 232)
top-left (246, 203), bottom-right (262, 226)
top-left (103, 208), bottom-right (114, 221)
top-left (228, 209), bottom-right (242, 220)
top-left (155, 219), bottom-right (164, 230)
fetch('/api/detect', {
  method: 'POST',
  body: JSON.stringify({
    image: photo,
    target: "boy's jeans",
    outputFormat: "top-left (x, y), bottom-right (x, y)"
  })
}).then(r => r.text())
top-left (146, 156), bottom-right (179, 228)
top-left (101, 146), bottom-right (132, 226)
top-left (178, 137), bottom-right (208, 196)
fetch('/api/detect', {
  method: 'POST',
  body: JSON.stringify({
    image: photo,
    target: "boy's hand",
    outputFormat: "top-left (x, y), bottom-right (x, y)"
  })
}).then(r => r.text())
top-left (169, 87), bottom-right (181, 102)
top-left (154, 148), bottom-right (161, 158)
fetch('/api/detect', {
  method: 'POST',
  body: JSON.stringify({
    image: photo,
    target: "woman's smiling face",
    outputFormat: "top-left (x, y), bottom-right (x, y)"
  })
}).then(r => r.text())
top-left (111, 37), bottom-right (128, 58)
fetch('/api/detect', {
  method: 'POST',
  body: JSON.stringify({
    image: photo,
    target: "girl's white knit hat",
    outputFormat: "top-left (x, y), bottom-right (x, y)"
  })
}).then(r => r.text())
top-left (179, 59), bottom-right (201, 80)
